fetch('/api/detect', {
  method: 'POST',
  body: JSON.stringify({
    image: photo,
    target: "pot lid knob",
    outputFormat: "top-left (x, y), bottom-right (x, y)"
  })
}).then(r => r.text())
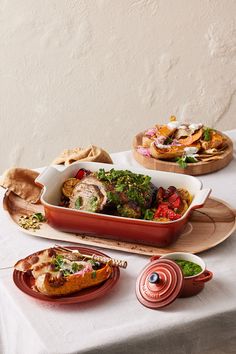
top-left (136, 259), bottom-right (184, 309)
top-left (148, 272), bottom-right (160, 284)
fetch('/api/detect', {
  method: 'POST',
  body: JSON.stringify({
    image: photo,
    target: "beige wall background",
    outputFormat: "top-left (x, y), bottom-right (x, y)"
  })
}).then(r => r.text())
top-left (0, 0), bottom-right (236, 172)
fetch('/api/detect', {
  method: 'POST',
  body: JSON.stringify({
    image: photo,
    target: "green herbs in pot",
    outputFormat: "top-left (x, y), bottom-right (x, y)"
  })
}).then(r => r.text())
top-left (175, 259), bottom-right (202, 277)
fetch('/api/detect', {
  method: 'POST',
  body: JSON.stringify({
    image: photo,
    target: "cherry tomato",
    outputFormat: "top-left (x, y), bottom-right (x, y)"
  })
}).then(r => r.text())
top-left (154, 203), bottom-right (181, 221)
top-left (168, 193), bottom-right (181, 209)
top-left (75, 168), bottom-right (91, 180)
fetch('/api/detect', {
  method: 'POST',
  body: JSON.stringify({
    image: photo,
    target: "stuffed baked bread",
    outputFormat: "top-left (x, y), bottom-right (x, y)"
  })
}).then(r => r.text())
top-left (14, 248), bottom-right (112, 297)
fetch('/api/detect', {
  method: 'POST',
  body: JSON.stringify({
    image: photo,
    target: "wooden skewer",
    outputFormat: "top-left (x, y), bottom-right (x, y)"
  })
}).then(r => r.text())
top-left (0, 265), bottom-right (13, 271)
top-left (54, 244), bottom-right (128, 269)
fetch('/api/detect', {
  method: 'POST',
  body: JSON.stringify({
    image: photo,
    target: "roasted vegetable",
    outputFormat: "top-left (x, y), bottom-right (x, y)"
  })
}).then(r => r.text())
top-left (137, 116), bottom-right (227, 166)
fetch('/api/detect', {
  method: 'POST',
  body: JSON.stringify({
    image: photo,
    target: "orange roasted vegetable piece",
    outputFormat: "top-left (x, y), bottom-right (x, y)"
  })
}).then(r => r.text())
top-left (155, 116), bottom-right (178, 138)
top-left (201, 131), bottom-right (225, 151)
top-left (14, 248), bottom-right (113, 297)
top-left (150, 142), bottom-right (185, 160)
top-left (178, 128), bottom-right (203, 146)
top-left (150, 141), bottom-right (201, 160)
top-left (156, 125), bottom-right (174, 138)
top-left (35, 263), bottom-right (112, 297)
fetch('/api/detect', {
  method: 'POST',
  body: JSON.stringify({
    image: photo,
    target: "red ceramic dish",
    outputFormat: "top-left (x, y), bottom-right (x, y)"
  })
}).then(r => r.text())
top-left (159, 252), bottom-right (213, 297)
top-left (13, 246), bottom-right (120, 304)
top-left (35, 162), bottom-right (211, 247)
top-left (136, 252), bottom-right (213, 308)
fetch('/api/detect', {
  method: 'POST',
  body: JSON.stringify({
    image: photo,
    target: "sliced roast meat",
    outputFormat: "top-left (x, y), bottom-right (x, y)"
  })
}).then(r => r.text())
top-left (68, 170), bottom-right (157, 218)
top-left (69, 176), bottom-right (107, 212)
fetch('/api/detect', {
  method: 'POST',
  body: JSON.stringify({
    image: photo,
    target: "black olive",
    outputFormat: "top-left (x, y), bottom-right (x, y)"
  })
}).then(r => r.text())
top-left (92, 261), bottom-right (101, 270)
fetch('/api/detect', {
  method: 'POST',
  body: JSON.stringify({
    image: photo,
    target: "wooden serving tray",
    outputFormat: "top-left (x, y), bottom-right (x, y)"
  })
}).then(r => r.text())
top-left (3, 191), bottom-right (236, 256)
top-left (132, 132), bottom-right (233, 175)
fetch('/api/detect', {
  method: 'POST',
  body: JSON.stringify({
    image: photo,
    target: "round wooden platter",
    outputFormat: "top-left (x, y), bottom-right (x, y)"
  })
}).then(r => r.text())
top-left (132, 131), bottom-right (233, 175)
top-left (3, 191), bottom-right (236, 256)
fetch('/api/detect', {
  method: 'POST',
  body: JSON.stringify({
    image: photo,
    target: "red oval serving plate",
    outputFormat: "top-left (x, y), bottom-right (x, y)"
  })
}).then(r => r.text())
top-left (13, 246), bottom-right (120, 304)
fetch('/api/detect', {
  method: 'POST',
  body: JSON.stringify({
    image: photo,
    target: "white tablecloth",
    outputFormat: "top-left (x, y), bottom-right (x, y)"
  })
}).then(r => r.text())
top-left (1, 130), bottom-right (236, 354)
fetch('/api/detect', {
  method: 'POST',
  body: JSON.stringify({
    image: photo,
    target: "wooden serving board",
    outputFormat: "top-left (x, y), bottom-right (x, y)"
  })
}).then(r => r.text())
top-left (132, 132), bottom-right (233, 175)
top-left (3, 191), bottom-right (236, 256)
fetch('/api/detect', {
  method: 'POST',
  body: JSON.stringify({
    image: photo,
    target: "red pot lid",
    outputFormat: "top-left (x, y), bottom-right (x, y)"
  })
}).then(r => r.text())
top-left (136, 259), bottom-right (184, 309)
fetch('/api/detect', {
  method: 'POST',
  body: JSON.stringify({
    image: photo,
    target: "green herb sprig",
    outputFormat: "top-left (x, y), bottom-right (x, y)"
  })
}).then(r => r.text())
top-left (53, 255), bottom-right (64, 271)
top-left (176, 156), bottom-right (198, 169)
top-left (203, 127), bottom-right (213, 141)
top-left (143, 209), bottom-right (155, 220)
top-left (96, 168), bottom-right (152, 208)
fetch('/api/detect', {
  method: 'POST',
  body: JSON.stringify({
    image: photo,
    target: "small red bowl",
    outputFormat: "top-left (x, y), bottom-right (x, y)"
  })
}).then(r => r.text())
top-left (136, 252), bottom-right (213, 309)
top-left (159, 252), bottom-right (213, 297)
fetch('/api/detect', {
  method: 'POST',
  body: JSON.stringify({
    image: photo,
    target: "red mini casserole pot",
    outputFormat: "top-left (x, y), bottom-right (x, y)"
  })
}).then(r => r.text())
top-left (35, 162), bottom-right (211, 247)
top-left (136, 252), bottom-right (213, 308)
top-left (160, 252), bottom-right (213, 297)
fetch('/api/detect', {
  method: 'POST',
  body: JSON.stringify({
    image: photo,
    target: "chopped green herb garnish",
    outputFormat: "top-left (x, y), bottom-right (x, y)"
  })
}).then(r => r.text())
top-left (75, 197), bottom-right (82, 209)
top-left (91, 270), bottom-right (97, 279)
top-left (96, 169), bottom-right (106, 179)
top-left (185, 156), bottom-right (198, 163)
top-left (32, 213), bottom-right (45, 222)
top-left (72, 262), bottom-right (79, 273)
top-left (88, 259), bottom-right (96, 265)
top-left (176, 157), bottom-right (188, 169)
top-left (203, 127), bottom-right (212, 141)
top-left (53, 255), bottom-right (64, 271)
top-left (143, 209), bottom-right (154, 220)
top-left (176, 156), bottom-right (198, 168)
top-left (115, 184), bottom-right (125, 192)
top-left (62, 269), bottom-right (71, 276)
top-left (164, 137), bottom-right (173, 145)
top-left (107, 191), bottom-right (120, 204)
top-left (96, 168), bottom-right (152, 208)
top-left (72, 263), bottom-right (84, 273)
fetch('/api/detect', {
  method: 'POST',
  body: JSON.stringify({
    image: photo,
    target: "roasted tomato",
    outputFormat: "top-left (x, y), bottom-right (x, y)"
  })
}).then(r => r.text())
top-left (154, 203), bottom-right (181, 221)
top-left (75, 168), bottom-right (91, 180)
top-left (168, 192), bottom-right (181, 209)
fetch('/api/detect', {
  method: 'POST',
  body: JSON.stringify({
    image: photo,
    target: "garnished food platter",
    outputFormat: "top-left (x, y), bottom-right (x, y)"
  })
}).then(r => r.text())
top-left (34, 162), bottom-right (210, 247)
top-left (13, 246), bottom-right (120, 304)
top-left (4, 191), bottom-right (236, 256)
top-left (132, 117), bottom-right (233, 175)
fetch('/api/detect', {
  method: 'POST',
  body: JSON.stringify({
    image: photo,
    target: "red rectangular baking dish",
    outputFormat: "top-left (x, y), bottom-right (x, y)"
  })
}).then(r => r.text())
top-left (35, 162), bottom-right (211, 247)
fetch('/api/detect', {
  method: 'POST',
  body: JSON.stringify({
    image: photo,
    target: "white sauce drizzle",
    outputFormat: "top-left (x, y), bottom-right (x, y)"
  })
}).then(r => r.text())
top-left (167, 121), bottom-right (181, 129)
top-left (184, 147), bottom-right (199, 155)
top-left (156, 143), bottom-right (169, 149)
top-left (188, 123), bottom-right (203, 132)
